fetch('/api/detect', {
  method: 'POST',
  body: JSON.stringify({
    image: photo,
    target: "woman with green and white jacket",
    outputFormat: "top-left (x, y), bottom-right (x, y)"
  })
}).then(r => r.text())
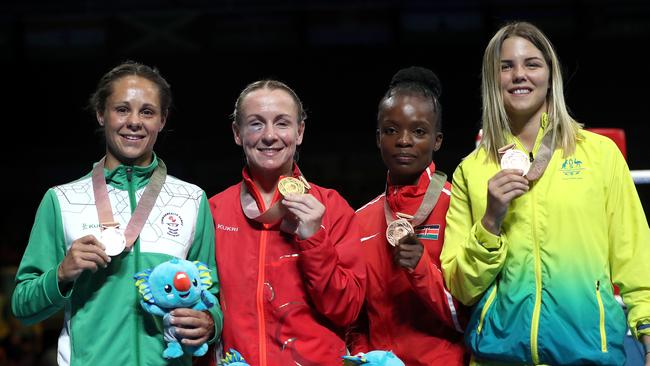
top-left (11, 61), bottom-right (223, 366)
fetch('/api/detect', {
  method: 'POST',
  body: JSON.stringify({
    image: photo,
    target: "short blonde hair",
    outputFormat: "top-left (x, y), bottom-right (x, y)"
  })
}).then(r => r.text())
top-left (232, 79), bottom-right (307, 125)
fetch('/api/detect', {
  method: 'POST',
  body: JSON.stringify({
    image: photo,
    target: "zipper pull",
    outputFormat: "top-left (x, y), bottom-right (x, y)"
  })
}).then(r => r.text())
top-left (596, 280), bottom-right (600, 290)
top-left (529, 152), bottom-right (534, 162)
top-left (126, 167), bottom-right (133, 182)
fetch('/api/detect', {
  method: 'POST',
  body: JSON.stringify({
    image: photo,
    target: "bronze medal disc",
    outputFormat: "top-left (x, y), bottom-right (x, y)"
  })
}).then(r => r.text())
top-left (500, 149), bottom-right (531, 176)
top-left (386, 218), bottom-right (414, 247)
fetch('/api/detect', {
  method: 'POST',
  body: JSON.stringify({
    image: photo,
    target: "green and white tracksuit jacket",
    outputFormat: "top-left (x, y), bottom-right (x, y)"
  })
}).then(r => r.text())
top-left (12, 157), bottom-right (223, 366)
top-left (441, 129), bottom-right (650, 365)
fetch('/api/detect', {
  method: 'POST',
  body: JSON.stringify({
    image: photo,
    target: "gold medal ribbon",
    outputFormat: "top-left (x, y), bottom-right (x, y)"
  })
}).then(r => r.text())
top-left (239, 167), bottom-right (310, 230)
top-left (92, 156), bottom-right (167, 251)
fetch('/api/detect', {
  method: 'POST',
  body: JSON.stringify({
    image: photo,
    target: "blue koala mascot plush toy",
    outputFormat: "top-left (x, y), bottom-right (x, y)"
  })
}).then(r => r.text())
top-left (134, 258), bottom-right (217, 359)
top-left (342, 350), bottom-right (405, 366)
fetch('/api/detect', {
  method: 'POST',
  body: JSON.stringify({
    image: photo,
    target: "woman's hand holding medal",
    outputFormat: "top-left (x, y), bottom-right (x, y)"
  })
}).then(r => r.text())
top-left (58, 234), bottom-right (111, 285)
top-left (275, 176), bottom-right (325, 240)
top-left (281, 193), bottom-right (325, 240)
top-left (393, 233), bottom-right (424, 270)
top-left (481, 148), bottom-right (532, 235)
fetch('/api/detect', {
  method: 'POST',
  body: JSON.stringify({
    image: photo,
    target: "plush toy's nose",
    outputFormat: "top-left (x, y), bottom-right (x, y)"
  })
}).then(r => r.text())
top-left (173, 272), bottom-right (191, 291)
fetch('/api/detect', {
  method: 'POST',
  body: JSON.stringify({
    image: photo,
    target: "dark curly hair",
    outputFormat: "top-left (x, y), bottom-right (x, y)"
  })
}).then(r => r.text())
top-left (378, 66), bottom-right (442, 130)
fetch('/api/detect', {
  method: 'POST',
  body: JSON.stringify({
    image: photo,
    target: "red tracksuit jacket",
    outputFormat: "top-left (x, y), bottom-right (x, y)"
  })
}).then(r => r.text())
top-left (349, 163), bottom-right (468, 366)
top-left (209, 166), bottom-right (366, 366)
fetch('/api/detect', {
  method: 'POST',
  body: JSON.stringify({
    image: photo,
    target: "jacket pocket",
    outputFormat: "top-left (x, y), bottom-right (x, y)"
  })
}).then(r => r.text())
top-left (595, 280), bottom-right (608, 352)
top-left (477, 283), bottom-right (498, 334)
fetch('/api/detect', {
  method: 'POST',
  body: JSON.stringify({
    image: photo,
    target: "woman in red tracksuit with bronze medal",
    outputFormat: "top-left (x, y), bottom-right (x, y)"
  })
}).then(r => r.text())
top-left (209, 80), bottom-right (366, 366)
top-left (349, 66), bottom-right (468, 365)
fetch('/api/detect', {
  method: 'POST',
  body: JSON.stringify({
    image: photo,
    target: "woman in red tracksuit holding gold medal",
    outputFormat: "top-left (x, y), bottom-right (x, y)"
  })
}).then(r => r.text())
top-left (209, 80), bottom-right (366, 366)
top-left (349, 66), bottom-right (468, 365)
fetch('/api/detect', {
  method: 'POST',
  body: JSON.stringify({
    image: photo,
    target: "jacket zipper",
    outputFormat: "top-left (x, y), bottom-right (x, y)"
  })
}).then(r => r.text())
top-left (477, 284), bottom-right (497, 334)
top-left (126, 166), bottom-right (142, 366)
top-left (595, 281), bottom-right (608, 352)
top-left (250, 183), bottom-right (273, 366)
top-left (257, 228), bottom-right (268, 366)
top-left (514, 119), bottom-right (546, 364)
top-left (530, 186), bottom-right (542, 364)
top-left (248, 179), bottom-right (283, 366)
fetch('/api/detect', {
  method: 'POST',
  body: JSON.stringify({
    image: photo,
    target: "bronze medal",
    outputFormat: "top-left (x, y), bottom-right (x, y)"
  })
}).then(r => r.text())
top-left (386, 218), bottom-right (414, 247)
top-left (500, 149), bottom-right (531, 176)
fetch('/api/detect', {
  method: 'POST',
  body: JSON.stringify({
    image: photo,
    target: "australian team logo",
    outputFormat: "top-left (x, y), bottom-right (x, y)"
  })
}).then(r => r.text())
top-left (415, 224), bottom-right (440, 240)
top-left (560, 157), bottom-right (585, 177)
top-left (161, 212), bottom-right (184, 237)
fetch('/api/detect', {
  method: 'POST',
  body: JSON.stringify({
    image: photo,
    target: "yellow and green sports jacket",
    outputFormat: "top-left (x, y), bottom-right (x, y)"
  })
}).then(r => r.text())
top-left (441, 129), bottom-right (650, 365)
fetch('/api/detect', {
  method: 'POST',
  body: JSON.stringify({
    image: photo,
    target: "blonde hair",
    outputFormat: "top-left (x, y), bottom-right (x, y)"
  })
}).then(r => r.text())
top-left (480, 21), bottom-right (582, 162)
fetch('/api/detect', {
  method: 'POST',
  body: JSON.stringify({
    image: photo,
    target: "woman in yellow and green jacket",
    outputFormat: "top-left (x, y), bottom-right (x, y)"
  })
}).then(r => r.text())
top-left (441, 21), bottom-right (650, 366)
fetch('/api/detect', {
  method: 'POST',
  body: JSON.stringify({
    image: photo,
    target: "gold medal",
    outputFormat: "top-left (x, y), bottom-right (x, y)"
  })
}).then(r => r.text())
top-left (386, 218), bottom-right (414, 247)
top-left (278, 177), bottom-right (306, 196)
top-left (500, 149), bottom-right (531, 176)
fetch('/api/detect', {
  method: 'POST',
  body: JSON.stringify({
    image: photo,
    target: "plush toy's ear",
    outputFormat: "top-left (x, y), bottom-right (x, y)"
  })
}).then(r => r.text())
top-left (221, 349), bottom-right (248, 365)
top-left (342, 355), bottom-right (368, 365)
top-left (134, 269), bottom-right (155, 304)
top-left (193, 260), bottom-right (213, 289)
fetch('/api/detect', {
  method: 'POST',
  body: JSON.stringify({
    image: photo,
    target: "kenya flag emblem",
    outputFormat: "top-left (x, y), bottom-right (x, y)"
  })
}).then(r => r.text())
top-left (415, 224), bottom-right (440, 240)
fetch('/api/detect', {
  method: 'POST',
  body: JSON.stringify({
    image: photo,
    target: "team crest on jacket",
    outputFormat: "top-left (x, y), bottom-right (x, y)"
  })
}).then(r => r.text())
top-left (560, 157), bottom-right (584, 177)
top-left (415, 224), bottom-right (440, 240)
top-left (161, 212), bottom-right (184, 237)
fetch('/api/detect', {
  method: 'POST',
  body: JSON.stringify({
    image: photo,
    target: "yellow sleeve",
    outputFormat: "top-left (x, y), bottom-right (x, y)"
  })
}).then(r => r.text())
top-left (441, 163), bottom-right (508, 306)
top-left (605, 141), bottom-right (650, 340)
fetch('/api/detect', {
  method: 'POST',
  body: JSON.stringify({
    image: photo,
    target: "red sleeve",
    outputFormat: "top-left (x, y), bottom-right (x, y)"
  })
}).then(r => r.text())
top-left (345, 303), bottom-right (370, 355)
top-left (294, 189), bottom-right (367, 328)
top-left (406, 245), bottom-right (467, 333)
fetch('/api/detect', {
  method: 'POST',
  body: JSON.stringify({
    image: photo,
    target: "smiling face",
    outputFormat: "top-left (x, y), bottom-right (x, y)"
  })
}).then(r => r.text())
top-left (150, 261), bottom-right (202, 309)
top-left (233, 88), bottom-right (305, 179)
top-left (377, 94), bottom-right (442, 186)
top-left (500, 36), bottom-right (550, 123)
top-left (97, 75), bottom-right (166, 169)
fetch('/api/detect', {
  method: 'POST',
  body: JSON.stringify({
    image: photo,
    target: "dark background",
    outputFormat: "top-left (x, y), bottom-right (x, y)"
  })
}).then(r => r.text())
top-left (1, 1), bottom-right (649, 365)
top-left (1, 1), bottom-right (648, 265)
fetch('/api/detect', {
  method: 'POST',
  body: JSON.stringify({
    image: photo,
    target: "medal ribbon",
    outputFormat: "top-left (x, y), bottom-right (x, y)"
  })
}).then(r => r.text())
top-left (239, 167), bottom-right (310, 226)
top-left (383, 170), bottom-right (447, 228)
top-left (92, 157), bottom-right (167, 250)
top-left (525, 129), bottom-right (553, 181)
top-left (500, 113), bottom-right (554, 181)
